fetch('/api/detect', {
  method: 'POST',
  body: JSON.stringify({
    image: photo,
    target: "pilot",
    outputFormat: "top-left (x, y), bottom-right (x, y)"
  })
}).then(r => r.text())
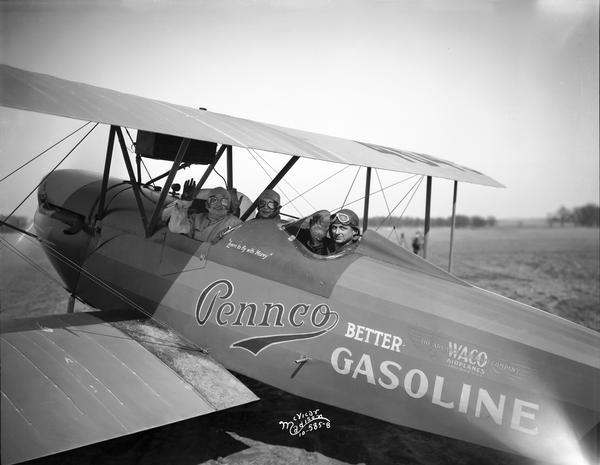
top-left (329, 209), bottom-right (361, 254)
top-left (255, 189), bottom-right (281, 220)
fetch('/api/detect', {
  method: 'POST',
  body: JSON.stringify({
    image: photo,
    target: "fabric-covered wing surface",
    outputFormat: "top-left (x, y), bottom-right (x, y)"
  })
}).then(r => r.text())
top-left (0, 310), bottom-right (257, 465)
top-left (0, 64), bottom-right (502, 187)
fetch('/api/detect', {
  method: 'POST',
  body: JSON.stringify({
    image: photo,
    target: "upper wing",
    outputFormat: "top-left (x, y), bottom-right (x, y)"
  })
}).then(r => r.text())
top-left (0, 309), bottom-right (258, 465)
top-left (0, 64), bottom-right (502, 187)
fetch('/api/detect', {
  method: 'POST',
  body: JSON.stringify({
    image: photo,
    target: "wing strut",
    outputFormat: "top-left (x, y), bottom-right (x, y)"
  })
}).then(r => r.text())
top-left (116, 127), bottom-right (151, 233)
top-left (240, 155), bottom-right (300, 221)
top-left (144, 136), bottom-right (191, 236)
top-left (448, 180), bottom-right (458, 272)
top-left (227, 145), bottom-right (233, 189)
top-left (362, 167), bottom-right (372, 232)
top-left (194, 144), bottom-right (228, 194)
top-left (422, 176), bottom-right (432, 259)
top-left (97, 126), bottom-right (116, 221)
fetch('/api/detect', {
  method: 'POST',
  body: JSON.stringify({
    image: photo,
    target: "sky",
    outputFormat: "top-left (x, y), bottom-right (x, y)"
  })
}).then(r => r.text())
top-left (0, 0), bottom-right (598, 220)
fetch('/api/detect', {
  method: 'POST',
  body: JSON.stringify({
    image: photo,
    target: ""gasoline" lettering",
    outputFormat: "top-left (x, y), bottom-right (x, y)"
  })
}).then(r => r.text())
top-left (331, 347), bottom-right (539, 435)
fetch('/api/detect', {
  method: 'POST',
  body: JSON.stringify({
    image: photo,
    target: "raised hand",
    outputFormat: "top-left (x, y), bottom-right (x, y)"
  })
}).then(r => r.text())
top-left (181, 178), bottom-right (197, 200)
top-left (309, 210), bottom-right (331, 242)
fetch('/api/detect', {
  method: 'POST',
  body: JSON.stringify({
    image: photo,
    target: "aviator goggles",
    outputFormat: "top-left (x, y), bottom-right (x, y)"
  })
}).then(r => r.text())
top-left (258, 199), bottom-right (278, 209)
top-left (207, 196), bottom-right (230, 207)
top-left (331, 212), bottom-right (353, 225)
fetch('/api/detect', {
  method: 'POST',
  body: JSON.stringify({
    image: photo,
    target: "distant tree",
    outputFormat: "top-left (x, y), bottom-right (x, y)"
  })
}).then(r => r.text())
top-left (556, 205), bottom-right (572, 227)
top-left (486, 216), bottom-right (497, 227)
top-left (572, 204), bottom-right (600, 227)
top-left (546, 213), bottom-right (559, 227)
top-left (454, 215), bottom-right (470, 228)
top-left (471, 215), bottom-right (486, 228)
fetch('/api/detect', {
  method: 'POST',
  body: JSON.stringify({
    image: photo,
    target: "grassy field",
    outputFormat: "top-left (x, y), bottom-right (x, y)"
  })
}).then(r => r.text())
top-left (1, 226), bottom-right (598, 465)
top-left (381, 225), bottom-right (599, 331)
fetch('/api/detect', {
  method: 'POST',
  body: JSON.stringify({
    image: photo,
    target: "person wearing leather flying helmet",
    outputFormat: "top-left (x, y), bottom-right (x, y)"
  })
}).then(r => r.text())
top-left (254, 189), bottom-right (281, 220)
top-left (190, 186), bottom-right (242, 242)
top-left (329, 208), bottom-right (361, 254)
top-left (163, 180), bottom-right (241, 243)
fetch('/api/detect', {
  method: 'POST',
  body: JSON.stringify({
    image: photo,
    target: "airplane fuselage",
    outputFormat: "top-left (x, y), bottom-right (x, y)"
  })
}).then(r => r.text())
top-left (34, 169), bottom-right (599, 463)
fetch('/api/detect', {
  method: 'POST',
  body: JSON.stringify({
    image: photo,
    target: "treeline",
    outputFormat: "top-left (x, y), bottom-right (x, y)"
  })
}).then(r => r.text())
top-left (0, 215), bottom-right (29, 233)
top-left (547, 204), bottom-right (599, 227)
top-left (370, 215), bottom-right (497, 229)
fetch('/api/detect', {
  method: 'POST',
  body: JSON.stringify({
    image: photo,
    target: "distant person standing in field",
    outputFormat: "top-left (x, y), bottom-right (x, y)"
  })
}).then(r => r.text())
top-left (412, 231), bottom-right (423, 255)
top-left (399, 232), bottom-right (407, 249)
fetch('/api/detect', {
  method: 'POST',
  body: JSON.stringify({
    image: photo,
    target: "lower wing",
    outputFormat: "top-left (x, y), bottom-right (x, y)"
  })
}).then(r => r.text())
top-left (1, 309), bottom-right (257, 465)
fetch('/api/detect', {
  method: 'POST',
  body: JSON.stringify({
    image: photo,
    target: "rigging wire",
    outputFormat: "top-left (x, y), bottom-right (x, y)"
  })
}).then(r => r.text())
top-left (17, 231), bottom-right (165, 325)
top-left (250, 149), bottom-right (316, 211)
top-left (6, 224), bottom-right (203, 352)
top-left (333, 174), bottom-right (418, 211)
top-left (0, 121), bottom-right (92, 183)
top-left (4, 123), bottom-right (100, 223)
top-left (245, 150), bottom-right (304, 217)
top-left (375, 169), bottom-right (401, 244)
top-left (375, 175), bottom-right (424, 232)
top-left (281, 164), bottom-right (350, 207)
top-left (391, 176), bottom-right (425, 231)
top-left (339, 166), bottom-right (361, 210)
top-left (0, 236), bottom-right (67, 291)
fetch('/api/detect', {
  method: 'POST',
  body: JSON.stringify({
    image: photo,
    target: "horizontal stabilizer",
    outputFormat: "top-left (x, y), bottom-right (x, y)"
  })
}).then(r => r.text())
top-left (1, 310), bottom-right (258, 464)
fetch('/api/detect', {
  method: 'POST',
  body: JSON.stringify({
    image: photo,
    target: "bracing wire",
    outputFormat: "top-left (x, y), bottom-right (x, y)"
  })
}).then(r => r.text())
top-left (339, 165), bottom-right (361, 211)
top-left (250, 149), bottom-right (316, 211)
top-left (281, 164), bottom-right (350, 207)
top-left (334, 174), bottom-right (418, 211)
top-left (335, 174), bottom-right (418, 212)
top-left (16, 231), bottom-right (165, 326)
top-left (248, 149), bottom-right (315, 211)
top-left (4, 123), bottom-right (99, 223)
top-left (375, 169), bottom-right (401, 244)
top-left (3, 123), bottom-right (200, 348)
top-left (375, 175), bottom-right (424, 232)
top-left (246, 150), bottom-right (304, 217)
top-left (0, 236), bottom-right (67, 290)
top-left (390, 176), bottom-right (424, 232)
top-left (0, 121), bottom-right (92, 183)
top-left (7, 228), bottom-right (204, 353)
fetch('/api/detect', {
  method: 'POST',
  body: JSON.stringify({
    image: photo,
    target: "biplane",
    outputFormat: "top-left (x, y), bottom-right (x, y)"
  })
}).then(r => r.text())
top-left (1, 64), bottom-right (598, 465)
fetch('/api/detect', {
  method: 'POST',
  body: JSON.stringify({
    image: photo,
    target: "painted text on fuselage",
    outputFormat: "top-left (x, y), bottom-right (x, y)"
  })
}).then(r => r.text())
top-left (331, 347), bottom-right (539, 436)
top-left (195, 279), bottom-right (339, 355)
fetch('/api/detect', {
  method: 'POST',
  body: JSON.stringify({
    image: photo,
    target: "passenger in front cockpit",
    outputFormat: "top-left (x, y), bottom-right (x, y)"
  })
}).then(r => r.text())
top-left (303, 210), bottom-right (334, 255)
top-left (254, 189), bottom-right (281, 220)
top-left (190, 187), bottom-right (242, 242)
top-left (162, 182), bottom-right (241, 243)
